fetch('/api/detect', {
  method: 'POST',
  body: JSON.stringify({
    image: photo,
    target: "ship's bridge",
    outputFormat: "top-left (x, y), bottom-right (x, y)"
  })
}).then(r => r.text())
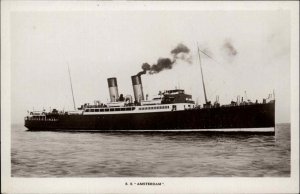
top-left (161, 89), bottom-right (194, 104)
top-left (163, 89), bottom-right (185, 95)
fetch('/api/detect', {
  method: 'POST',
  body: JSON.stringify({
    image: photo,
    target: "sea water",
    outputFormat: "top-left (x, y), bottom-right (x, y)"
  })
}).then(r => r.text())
top-left (11, 123), bottom-right (290, 177)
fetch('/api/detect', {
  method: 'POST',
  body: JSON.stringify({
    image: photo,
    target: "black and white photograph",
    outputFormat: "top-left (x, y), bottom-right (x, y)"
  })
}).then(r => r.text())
top-left (1, 1), bottom-right (299, 194)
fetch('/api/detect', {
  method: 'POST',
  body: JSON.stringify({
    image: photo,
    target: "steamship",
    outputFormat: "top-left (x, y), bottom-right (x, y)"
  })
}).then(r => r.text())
top-left (24, 46), bottom-right (275, 134)
top-left (25, 74), bottom-right (275, 133)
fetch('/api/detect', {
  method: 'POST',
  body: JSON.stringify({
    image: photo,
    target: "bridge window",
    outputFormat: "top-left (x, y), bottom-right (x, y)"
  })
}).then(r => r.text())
top-left (95, 109), bottom-right (99, 112)
top-left (100, 109), bottom-right (104, 112)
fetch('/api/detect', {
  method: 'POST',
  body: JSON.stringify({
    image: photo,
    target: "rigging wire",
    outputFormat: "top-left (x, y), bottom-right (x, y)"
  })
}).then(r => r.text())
top-left (197, 42), bottom-right (208, 104)
top-left (68, 64), bottom-right (76, 110)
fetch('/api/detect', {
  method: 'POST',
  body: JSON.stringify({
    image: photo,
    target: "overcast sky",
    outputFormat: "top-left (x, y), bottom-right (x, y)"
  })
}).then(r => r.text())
top-left (11, 10), bottom-right (290, 124)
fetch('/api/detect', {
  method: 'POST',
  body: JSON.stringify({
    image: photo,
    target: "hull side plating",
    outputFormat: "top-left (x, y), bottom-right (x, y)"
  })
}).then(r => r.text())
top-left (25, 103), bottom-right (275, 133)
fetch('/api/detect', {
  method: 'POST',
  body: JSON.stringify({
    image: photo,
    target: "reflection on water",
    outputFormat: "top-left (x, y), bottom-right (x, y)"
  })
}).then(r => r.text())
top-left (11, 124), bottom-right (290, 177)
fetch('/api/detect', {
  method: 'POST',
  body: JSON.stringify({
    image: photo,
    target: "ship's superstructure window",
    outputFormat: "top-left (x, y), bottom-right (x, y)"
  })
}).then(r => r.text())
top-left (138, 105), bottom-right (171, 110)
top-left (85, 105), bottom-right (173, 112)
top-left (125, 107), bottom-right (135, 111)
top-left (86, 107), bottom-right (135, 112)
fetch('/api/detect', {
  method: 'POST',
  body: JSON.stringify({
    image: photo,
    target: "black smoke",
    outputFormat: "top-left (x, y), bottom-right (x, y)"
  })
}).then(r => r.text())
top-left (171, 43), bottom-right (190, 55)
top-left (223, 40), bottom-right (237, 56)
top-left (136, 63), bottom-right (151, 76)
top-left (150, 58), bottom-right (174, 74)
top-left (137, 43), bottom-right (191, 76)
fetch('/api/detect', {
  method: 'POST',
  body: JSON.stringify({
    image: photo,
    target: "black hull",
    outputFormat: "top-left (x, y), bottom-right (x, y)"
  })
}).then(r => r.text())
top-left (25, 103), bottom-right (275, 133)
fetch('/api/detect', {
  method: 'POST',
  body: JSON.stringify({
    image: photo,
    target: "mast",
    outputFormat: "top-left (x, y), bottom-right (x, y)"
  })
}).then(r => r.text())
top-left (197, 43), bottom-right (208, 104)
top-left (68, 64), bottom-right (76, 110)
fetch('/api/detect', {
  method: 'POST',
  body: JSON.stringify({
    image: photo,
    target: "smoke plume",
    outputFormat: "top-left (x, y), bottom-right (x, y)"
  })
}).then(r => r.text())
top-left (223, 40), bottom-right (237, 56)
top-left (137, 43), bottom-right (192, 76)
top-left (136, 63), bottom-right (150, 76)
top-left (171, 43), bottom-right (190, 55)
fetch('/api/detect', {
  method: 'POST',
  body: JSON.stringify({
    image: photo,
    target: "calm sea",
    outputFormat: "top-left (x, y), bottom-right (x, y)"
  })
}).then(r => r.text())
top-left (11, 123), bottom-right (290, 177)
